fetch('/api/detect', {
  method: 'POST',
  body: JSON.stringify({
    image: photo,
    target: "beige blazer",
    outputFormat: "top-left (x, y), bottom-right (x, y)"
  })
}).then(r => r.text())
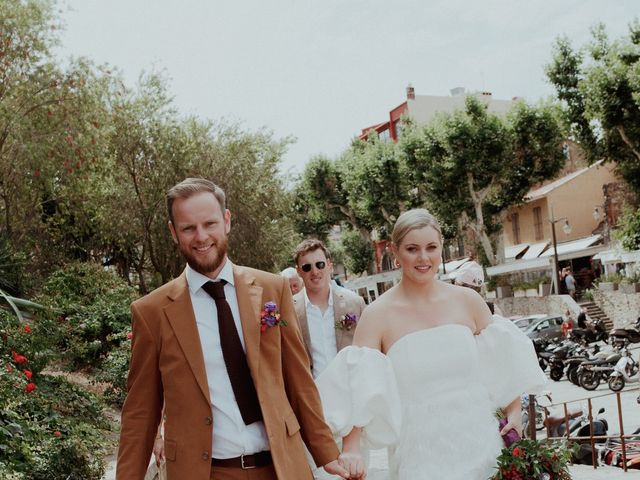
top-left (116, 265), bottom-right (339, 480)
top-left (293, 286), bottom-right (366, 371)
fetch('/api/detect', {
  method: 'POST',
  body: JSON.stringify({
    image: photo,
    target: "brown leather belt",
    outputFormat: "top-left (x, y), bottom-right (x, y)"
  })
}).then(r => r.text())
top-left (212, 451), bottom-right (272, 469)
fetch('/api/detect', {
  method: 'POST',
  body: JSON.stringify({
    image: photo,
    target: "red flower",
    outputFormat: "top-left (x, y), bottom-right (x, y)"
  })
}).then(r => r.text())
top-left (33, 169), bottom-right (41, 178)
top-left (512, 447), bottom-right (524, 458)
top-left (23, 369), bottom-right (33, 379)
top-left (126, 332), bottom-right (133, 340)
top-left (53, 431), bottom-right (61, 437)
top-left (25, 382), bottom-right (37, 393)
top-left (11, 351), bottom-right (28, 364)
top-left (6, 364), bottom-right (13, 373)
top-left (23, 325), bottom-right (31, 334)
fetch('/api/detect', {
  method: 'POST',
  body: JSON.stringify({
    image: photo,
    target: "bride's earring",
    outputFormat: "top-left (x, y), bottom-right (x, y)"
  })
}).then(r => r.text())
top-left (394, 259), bottom-right (401, 269)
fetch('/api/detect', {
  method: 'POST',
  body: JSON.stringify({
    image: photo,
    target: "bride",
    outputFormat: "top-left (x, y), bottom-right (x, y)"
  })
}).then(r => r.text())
top-left (319, 209), bottom-right (546, 479)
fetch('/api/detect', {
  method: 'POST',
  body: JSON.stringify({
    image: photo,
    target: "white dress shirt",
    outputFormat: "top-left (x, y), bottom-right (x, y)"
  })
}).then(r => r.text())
top-left (185, 260), bottom-right (269, 459)
top-left (304, 288), bottom-right (338, 378)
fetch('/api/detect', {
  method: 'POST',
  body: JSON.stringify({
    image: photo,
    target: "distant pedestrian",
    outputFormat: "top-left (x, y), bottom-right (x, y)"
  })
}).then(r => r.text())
top-left (564, 269), bottom-right (576, 299)
top-left (562, 309), bottom-right (574, 338)
top-left (577, 307), bottom-right (588, 329)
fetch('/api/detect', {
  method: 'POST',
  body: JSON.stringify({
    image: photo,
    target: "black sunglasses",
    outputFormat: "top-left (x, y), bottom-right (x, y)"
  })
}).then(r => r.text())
top-left (300, 261), bottom-right (326, 272)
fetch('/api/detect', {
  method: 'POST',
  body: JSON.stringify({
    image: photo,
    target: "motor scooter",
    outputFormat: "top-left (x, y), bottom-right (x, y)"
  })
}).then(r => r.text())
top-left (608, 346), bottom-right (639, 392)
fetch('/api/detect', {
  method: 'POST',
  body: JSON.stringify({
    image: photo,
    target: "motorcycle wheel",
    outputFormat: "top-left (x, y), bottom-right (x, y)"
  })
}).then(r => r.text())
top-left (567, 367), bottom-right (580, 385)
top-left (550, 367), bottom-right (564, 381)
top-left (579, 370), bottom-right (601, 391)
top-left (608, 375), bottom-right (625, 392)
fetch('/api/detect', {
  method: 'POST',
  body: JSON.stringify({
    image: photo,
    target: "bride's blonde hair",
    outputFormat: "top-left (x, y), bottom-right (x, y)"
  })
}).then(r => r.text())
top-left (391, 209), bottom-right (443, 246)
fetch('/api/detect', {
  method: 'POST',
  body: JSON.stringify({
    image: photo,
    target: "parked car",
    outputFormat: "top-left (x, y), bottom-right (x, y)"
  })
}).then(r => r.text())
top-left (512, 314), bottom-right (547, 331)
top-left (523, 315), bottom-right (565, 341)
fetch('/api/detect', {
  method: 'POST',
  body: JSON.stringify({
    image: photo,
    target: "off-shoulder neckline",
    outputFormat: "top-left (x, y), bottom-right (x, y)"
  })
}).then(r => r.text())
top-left (386, 323), bottom-right (475, 356)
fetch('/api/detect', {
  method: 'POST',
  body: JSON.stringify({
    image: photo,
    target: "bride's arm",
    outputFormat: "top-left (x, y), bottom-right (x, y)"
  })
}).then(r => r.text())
top-left (340, 428), bottom-right (365, 479)
top-left (338, 308), bottom-right (385, 479)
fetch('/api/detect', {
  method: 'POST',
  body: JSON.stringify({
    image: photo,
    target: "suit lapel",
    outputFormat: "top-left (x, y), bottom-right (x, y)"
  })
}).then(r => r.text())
top-left (333, 288), bottom-right (345, 350)
top-left (164, 275), bottom-right (210, 403)
top-left (294, 293), bottom-right (313, 360)
top-left (233, 266), bottom-right (262, 380)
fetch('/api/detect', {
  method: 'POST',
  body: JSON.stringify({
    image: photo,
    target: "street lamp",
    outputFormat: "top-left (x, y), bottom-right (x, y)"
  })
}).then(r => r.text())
top-left (549, 206), bottom-right (572, 295)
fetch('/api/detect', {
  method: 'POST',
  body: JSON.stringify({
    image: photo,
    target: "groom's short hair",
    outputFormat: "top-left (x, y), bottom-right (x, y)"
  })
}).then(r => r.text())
top-left (167, 178), bottom-right (226, 223)
top-left (293, 238), bottom-right (332, 266)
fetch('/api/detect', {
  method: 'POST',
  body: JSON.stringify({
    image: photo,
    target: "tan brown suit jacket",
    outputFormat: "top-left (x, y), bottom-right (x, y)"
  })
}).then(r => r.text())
top-left (293, 286), bottom-right (366, 371)
top-left (116, 265), bottom-right (339, 480)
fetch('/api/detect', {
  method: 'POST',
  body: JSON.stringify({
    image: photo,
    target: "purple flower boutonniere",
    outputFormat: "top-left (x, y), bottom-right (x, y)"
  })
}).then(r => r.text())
top-left (260, 301), bottom-right (288, 333)
top-left (335, 313), bottom-right (358, 331)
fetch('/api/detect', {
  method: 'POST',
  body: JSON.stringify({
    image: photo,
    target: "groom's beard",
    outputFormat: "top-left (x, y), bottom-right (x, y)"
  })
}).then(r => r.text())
top-left (179, 236), bottom-right (229, 277)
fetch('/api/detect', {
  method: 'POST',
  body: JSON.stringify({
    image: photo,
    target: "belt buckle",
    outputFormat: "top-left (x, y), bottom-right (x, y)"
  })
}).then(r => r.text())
top-left (241, 454), bottom-right (256, 470)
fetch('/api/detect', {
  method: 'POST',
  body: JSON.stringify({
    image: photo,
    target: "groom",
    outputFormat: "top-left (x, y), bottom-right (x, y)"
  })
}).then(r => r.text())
top-left (116, 178), bottom-right (348, 480)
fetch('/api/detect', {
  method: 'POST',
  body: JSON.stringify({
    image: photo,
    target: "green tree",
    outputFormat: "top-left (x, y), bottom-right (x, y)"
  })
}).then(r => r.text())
top-left (340, 135), bottom-right (410, 239)
top-left (292, 156), bottom-right (359, 240)
top-left (402, 97), bottom-right (565, 265)
top-left (340, 228), bottom-right (374, 275)
top-left (547, 21), bottom-right (640, 196)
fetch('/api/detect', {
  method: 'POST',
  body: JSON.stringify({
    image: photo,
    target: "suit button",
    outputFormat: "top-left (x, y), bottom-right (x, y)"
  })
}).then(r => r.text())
top-left (205, 416), bottom-right (212, 425)
top-left (202, 452), bottom-right (209, 461)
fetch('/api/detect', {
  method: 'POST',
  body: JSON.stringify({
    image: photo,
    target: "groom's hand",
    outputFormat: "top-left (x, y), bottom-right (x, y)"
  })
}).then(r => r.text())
top-left (338, 452), bottom-right (367, 479)
top-left (323, 459), bottom-right (350, 479)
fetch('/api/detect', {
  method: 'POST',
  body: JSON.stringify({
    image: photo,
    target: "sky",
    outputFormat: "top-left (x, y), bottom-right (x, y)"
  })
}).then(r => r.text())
top-left (55, 0), bottom-right (639, 177)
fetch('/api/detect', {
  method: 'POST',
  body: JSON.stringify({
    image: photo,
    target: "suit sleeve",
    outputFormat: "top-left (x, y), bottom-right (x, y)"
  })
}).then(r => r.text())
top-left (278, 277), bottom-right (340, 467)
top-left (116, 302), bottom-right (164, 479)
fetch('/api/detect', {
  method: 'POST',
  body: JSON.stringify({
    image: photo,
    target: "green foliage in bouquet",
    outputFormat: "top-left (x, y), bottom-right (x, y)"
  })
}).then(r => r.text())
top-left (491, 439), bottom-right (575, 480)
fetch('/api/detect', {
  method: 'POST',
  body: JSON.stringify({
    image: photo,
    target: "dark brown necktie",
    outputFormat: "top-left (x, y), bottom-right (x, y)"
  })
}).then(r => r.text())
top-left (202, 280), bottom-right (262, 425)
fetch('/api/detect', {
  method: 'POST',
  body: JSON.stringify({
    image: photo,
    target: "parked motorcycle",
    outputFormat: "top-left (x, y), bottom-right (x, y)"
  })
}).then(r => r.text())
top-left (572, 407), bottom-right (609, 465)
top-left (608, 346), bottom-right (639, 392)
top-left (548, 340), bottom-right (583, 381)
top-left (565, 344), bottom-right (600, 386)
top-left (610, 317), bottom-right (640, 345)
top-left (521, 392), bottom-right (552, 436)
top-left (578, 347), bottom-right (622, 390)
top-left (571, 318), bottom-right (609, 344)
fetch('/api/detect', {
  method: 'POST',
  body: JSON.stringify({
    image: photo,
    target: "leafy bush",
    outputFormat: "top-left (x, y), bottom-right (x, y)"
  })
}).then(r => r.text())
top-left (94, 330), bottom-right (131, 408)
top-left (36, 263), bottom-right (137, 368)
top-left (0, 368), bottom-right (110, 479)
top-left (614, 206), bottom-right (640, 252)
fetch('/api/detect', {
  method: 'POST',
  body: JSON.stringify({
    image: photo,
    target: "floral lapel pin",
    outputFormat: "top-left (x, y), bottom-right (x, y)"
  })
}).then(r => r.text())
top-left (335, 313), bottom-right (358, 331)
top-left (260, 301), bottom-right (288, 333)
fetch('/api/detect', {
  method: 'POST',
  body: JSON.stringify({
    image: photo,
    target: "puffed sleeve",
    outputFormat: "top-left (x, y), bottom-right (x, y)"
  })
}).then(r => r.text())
top-left (315, 346), bottom-right (402, 449)
top-left (475, 315), bottom-right (547, 409)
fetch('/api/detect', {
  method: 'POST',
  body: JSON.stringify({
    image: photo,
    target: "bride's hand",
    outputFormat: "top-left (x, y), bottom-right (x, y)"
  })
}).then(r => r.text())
top-left (338, 451), bottom-right (367, 479)
top-left (500, 410), bottom-right (523, 437)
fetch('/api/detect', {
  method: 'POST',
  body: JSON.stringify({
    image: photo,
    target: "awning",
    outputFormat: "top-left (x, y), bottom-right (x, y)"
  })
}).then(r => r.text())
top-left (592, 249), bottom-right (622, 263)
top-left (621, 250), bottom-right (640, 263)
top-left (486, 257), bottom-right (551, 276)
top-left (438, 257), bottom-right (470, 274)
top-left (538, 235), bottom-right (603, 260)
top-left (505, 243), bottom-right (530, 260)
top-left (521, 241), bottom-right (550, 260)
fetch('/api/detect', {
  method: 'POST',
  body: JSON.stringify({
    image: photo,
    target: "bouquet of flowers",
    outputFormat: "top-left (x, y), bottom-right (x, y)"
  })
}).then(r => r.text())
top-left (491, 439), bottom-right (575, 480)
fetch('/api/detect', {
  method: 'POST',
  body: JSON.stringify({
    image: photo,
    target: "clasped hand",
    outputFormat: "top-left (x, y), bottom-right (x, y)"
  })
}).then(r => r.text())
top-left (324, 452), bottom-right (366, 479)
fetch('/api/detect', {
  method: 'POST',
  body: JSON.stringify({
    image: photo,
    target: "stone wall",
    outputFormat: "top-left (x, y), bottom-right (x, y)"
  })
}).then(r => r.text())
top-left (592, 289), bottom-right (640, 328)
top-left (494, 294), bottom-right (579, 318)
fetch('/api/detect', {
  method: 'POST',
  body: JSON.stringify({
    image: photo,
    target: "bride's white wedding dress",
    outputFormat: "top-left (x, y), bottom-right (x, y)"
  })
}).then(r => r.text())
top-left (316, 316), bottom-right (547, 480)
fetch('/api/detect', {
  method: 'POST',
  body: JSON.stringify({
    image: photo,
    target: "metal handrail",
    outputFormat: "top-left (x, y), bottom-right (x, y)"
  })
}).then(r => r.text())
top-left (529, 387), bottom-right (640, 472)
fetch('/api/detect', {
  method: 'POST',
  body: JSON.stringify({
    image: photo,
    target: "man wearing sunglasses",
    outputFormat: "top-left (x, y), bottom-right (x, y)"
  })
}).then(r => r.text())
top-left (293, 239), bottom-right (366, 380)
